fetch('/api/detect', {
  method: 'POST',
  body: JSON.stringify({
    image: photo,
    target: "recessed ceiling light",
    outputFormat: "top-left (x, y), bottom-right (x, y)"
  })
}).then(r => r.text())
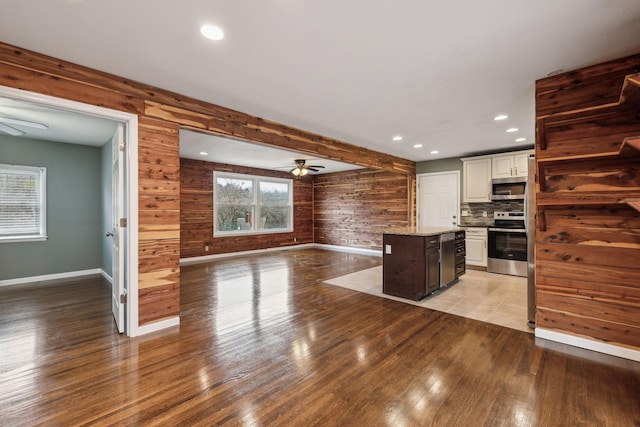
top-left (493, 114), bottom-right (508, 121)
top-left (392, 135), bottom-right (403, 141)
top-left (515, 137), bottom-right (527, 142)
top-left (200, 24), bottom-right (224, 41)
top-left (199, 151), bottom-right (209, 156)
top-left (413, 144), bottom-right (423, 148)
top-left (430, 150), bottom-right (439, 154)
top-left (506, 128), bottom-right (519, 133)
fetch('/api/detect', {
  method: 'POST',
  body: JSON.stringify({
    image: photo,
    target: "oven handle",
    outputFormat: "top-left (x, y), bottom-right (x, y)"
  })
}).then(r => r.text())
top-left (488, 228), bottom-right (527, 233)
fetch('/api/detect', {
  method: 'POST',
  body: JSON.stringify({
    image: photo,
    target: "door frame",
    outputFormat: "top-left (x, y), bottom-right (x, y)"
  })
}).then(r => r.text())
top-left (0, 85), bottom-right (140, 336)
top-left (416, 171), bottom-right (460, 227)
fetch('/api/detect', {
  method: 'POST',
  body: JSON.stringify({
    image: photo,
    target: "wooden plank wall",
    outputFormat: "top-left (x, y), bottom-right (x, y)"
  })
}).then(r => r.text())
top-left (180, 158), bottom-right (313, 257)
top-left (0, 42), bottom-right (415, 327)
top-left (314, 169), bottom-right (414, 249)
top-left (535, 53), bottom-right (640, 349)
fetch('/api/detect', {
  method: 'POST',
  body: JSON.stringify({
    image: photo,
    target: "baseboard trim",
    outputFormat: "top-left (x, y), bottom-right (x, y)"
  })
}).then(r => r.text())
top-left (535, 328), bottom-right (640, 362)
top-left (101, 269), bottom-right (113, 284)
top-left (0, 268), bottom-right (103, 287)
top-left (133, 316), bottom-right (180, 337)
top-left (180, 243), bottom-right (382, 265)
top-left (180, 243), bottom-right (316, 265)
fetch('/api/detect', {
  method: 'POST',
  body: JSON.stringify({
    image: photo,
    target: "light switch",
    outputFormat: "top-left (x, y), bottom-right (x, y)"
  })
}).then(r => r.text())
top-left (461, 210), bottom-right (469, 217)
top-left (482, 211), bottom-right (488, 217)
top-left (385, 244), bottom-right (392, 254)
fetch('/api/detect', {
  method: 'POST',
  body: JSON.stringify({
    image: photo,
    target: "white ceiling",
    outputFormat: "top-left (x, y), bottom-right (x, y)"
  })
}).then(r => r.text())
top-left (1, 0), bottom-right (639, 164)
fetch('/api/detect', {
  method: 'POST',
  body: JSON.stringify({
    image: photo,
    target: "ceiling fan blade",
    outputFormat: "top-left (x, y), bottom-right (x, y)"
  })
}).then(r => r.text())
top-left (0, 116), bottom-right (48, 129)
top-left (0, 122), bottom-right (25, 136)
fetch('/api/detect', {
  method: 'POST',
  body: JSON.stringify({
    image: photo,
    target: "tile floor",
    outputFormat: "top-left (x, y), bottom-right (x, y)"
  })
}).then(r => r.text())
top-left (324, 266), bottom-right (532, 333)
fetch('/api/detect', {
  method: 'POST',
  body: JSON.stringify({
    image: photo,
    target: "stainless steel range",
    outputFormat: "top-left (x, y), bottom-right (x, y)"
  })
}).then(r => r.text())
top-left (487, 211), bottom-right (527, 277)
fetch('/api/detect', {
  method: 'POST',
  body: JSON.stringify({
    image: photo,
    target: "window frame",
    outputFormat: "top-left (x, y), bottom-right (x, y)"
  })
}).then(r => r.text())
top-left (213, 171), bottom-right (294, 237)
top-left (0, 164), bottom-right (48, 243)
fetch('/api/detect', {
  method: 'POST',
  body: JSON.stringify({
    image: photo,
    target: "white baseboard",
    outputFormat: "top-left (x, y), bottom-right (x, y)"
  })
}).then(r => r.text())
top-left (180, 243), bottom-right (382, 265)
top-left (535, 328), bottom-right (640, 362)
top-left (132, 316), bottom-right (180, 337)
top-left (180, 243), bottom-right (316, 265)
top-left (0, 268), bottom-right (103, 287)
top-left (101, 269), bottom-right (113, 284)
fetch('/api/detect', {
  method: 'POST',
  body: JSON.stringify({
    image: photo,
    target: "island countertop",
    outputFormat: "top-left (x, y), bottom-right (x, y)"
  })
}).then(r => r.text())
top-left (382, 226), bottom-right (463, 237)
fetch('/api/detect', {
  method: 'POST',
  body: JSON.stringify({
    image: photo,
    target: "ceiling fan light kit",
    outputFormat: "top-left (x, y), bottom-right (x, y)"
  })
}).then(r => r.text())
top-left (290, 159), bottom-right (325, 177)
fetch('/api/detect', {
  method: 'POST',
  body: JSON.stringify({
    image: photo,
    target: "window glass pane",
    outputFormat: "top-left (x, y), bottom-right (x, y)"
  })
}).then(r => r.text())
top-left (259, 181), bottom-right (290, 229)
top-left (215, 177), bottom-right (254, 232)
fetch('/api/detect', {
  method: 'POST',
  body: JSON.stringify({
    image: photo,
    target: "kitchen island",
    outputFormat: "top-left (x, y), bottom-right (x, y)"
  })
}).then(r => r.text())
top-left (382, 227), bottom-right (465, 301)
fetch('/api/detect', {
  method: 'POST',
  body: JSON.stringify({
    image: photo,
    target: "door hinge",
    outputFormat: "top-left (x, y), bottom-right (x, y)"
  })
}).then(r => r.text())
top-left (120, 218), bottom-right (127, 227)
top-left (119, 142), bottom-right (126, 152)
top-left (120, 293), bottom-right (127, 304)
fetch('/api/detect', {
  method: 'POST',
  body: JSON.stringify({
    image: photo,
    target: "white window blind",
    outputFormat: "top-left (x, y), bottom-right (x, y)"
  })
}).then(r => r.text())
top-left (0, 164), bottom-right (47, 242)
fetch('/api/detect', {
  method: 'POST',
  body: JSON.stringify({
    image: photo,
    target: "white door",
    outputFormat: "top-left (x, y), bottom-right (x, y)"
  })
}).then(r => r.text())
top-left (417, 172), bottom-right (460, 228)
top-left (111, 124), bottom-right (125, 333)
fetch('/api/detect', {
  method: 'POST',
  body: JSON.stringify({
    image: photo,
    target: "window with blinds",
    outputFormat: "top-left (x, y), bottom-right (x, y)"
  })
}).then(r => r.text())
top-left (0, 164), bottom-right (47, 242)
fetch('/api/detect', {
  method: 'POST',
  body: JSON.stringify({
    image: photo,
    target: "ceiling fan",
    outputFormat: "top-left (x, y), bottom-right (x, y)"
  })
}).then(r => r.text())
top-left (289, 159), bottom-right (325, 177)
top-left (0, 116), bottom-right (48, 136)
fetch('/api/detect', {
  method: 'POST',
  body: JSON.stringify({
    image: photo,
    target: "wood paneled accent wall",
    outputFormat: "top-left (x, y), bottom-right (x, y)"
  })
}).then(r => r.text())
top-left (535, 53), bottom-right (640, 349)
top-left (314, 169), bottom-right (414, 249)
top-left (0, 42), bottom-right (414, 327)
top-left (181, 158), bottom-right (313, 257)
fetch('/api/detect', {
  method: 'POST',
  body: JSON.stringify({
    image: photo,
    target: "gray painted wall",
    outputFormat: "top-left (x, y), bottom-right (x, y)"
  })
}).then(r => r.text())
top-left (0, 135), bottom-right (102, 280)
top-left (101, 138), bottom-right (112, 277)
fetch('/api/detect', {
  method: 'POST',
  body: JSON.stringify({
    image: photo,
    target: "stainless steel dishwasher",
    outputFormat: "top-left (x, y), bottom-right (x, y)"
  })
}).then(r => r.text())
top-left (439, 233), bottom-right (456, 287)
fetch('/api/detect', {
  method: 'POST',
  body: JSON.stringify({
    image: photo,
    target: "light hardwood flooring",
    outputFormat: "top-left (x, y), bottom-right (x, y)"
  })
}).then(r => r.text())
top-left (1, 248), bottom-right (639, 425)
top-left (324, 266), bottom-right (532, 333)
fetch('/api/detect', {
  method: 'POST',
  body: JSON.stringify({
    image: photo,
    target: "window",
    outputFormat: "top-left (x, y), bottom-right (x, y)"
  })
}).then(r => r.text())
top-left (0, 164), bottom-right (47, 242)
top-left (214, 172), bottom-right (292, 235)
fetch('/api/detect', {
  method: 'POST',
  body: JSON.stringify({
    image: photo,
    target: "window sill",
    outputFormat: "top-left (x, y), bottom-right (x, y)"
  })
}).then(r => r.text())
top-left (0, 235), bottom-right (48, 244)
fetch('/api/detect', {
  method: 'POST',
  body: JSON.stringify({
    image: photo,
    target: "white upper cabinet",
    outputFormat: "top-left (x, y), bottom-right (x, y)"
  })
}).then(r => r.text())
top-left (462, 157), bottom-right (491, 203)
top-left (491, 150), bottom-right (534, 178)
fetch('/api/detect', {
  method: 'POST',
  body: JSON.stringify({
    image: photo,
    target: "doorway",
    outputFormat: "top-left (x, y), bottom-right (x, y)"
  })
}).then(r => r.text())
top-left (417, 171), bottom-right (460, 228)
top-left (0, 85), bottom-right (139, 335)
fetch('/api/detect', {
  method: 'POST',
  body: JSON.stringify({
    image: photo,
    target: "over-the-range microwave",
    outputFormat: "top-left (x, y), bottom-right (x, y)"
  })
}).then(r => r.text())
top-left (491, 176), bottom-right (527, 200)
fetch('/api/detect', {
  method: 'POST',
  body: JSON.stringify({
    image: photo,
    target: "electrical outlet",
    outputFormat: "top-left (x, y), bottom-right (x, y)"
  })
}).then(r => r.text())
top-left (385, 245), bottom-right (392, 254)
top-left (294, 237), bottom-right (297, 242)
top-left (461, 210), bottom-right (469, 217)
top-left (205, 245), bottom-right (209, 251)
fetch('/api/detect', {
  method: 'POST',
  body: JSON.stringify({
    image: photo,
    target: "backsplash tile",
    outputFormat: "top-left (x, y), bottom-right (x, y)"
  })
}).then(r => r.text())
top-left (459, 200), bottom-right (524, 226)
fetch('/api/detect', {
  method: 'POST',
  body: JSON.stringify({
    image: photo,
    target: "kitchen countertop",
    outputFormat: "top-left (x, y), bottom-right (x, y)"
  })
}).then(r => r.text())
top-left (382, 226), bottom-right (463, 237)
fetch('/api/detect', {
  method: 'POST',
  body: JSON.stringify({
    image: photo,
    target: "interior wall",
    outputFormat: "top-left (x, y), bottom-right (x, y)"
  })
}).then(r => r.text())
top-left (313, 168), bottom-right (412, 250)
top-left (0, 135), bottom-right (102, 280)
top-left (100, 138), bottom-right (113, 278)
top-left (535, 53), bottom-right (640, 350)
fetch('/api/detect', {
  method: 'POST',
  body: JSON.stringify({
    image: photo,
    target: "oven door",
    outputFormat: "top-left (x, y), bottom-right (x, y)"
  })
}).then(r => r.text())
top-left (488, 228), bottom-right (527, 262)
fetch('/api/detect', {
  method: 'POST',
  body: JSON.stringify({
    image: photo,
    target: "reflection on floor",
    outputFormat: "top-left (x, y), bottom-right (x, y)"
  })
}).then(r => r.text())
top-left (324, 267), bottom-right (532, 333)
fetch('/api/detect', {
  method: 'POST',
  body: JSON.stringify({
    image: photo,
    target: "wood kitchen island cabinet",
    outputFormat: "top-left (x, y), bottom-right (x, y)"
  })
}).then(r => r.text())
top-left (382, 227), bottom-right (465, 301)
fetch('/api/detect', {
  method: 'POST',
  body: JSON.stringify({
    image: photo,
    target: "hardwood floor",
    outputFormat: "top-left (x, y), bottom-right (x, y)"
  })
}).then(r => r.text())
top-left (1, 248), bottom-right (639, 426)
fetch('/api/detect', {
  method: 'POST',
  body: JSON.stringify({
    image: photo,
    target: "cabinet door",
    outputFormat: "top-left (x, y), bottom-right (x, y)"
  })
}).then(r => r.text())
top-left (514, 153), bottom-right (530, 177)
top-left (491, 154), bottom-right (514, 179)
top-left (463, 158), bottom-right (491, 202)
top-left (465, 236), bottom-right (487, 266)
top-left (426, 246), bottom-right (440, 293)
